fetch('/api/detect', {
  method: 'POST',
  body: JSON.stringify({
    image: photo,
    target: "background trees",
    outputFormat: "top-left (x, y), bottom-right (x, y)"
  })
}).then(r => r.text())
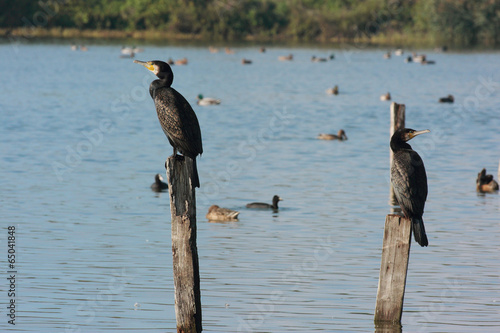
top-left (2, 0), bottom-right (498, 46)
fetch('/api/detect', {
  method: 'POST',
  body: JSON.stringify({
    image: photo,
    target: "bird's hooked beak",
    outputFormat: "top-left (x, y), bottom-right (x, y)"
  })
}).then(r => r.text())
top-left (134, 60), bottom-right (155, 72)
top-left (409, 129), bottom-right (430, 140)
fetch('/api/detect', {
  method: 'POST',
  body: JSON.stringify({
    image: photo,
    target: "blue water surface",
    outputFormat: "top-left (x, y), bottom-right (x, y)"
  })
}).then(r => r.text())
top-left (1, 41), bottom-right (499, 332)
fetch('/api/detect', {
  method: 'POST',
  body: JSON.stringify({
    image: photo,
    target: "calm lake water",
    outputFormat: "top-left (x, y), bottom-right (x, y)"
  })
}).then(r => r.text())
top-left (1, 40), bottom-right (499, 332)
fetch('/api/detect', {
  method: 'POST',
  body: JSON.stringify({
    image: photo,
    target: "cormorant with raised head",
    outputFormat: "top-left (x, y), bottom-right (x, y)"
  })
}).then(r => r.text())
top-left (134, 60), bottom-right (203, 188)
top-left (390, 128), bottom-right (430, 247)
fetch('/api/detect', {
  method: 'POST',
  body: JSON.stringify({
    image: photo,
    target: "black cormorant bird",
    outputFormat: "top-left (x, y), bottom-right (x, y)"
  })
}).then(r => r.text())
top-left (246, 195), bottom-right (282, 210)
top-left (151, 173), bottom-right (168, 192)
top-left (390, 128), bottom-right (430, 247)
top-left (134, 60), bottom-right (203, 188)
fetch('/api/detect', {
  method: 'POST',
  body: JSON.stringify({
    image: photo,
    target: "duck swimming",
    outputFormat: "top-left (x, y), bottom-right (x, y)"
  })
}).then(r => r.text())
top-left (413, 54), bottom-right (426, 63)
top-left (311, 55), bottom-right (327, 62)
top-left (197, 94), bottom-right (221, 106)
top-left (380, 92), bottom-right (391, 101)
top-left (326, 85), bottom-right (339, 95)
top-left (151, 174), bottom-right (168, 192)
top-left (206, 205), bottom-right (240, 221)
top-left (439, 95), bottom-right (454, 103)
top-left (174, 57), bottom-right (188, 65)
top-left (476, 168), bottom-right (499, 193)
top-left (246, 195), bottom-right (282, 210)
top-left (317, 129), bottom-right (348, 141)
top-left (278, 54), bottom-right (293, 61)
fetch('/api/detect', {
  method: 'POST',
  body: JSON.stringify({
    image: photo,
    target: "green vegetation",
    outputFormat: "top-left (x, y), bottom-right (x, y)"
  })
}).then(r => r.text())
top-left (2, 0), bottom-right (499, 47)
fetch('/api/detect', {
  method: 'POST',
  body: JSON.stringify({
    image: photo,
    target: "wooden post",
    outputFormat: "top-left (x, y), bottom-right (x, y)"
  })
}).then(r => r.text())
top-left (166, 156), bottom-right (202, 333)
top-left (374, 214), bottom-right (412, 324)
top-left (389, 102), bottom-right (405, 206)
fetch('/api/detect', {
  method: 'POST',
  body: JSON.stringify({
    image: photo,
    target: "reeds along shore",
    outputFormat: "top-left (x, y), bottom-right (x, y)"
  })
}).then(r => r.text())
top-left (1, 27), bottom-right (494, 49)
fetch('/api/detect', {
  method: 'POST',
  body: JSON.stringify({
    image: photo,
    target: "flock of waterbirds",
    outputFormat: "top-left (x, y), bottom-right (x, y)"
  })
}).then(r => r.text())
top-left (71, 43), bottom-right (498, 225)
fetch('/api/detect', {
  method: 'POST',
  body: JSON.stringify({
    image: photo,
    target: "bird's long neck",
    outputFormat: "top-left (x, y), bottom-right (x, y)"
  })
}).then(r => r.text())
top-left (272, 197), bottom-right (278, 209)
top-left (390, 136), bottom-right (412, 152)
top-left (149, 72), bottom-right (173, 99)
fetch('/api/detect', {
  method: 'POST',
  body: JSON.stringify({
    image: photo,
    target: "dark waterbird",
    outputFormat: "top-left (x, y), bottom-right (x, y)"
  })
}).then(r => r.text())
top-left (134, 60), bottom-right (203, 188)
top-left (390, 128), bottom-right (430, 247)
top-left (151, 173), bottom-right (168, 192)
top-left (246, 195), bottom-right (282, 210)
top-left (439, 95), bottom-right (454, 103)
top-left (476, 168), bottom-right (499, 193)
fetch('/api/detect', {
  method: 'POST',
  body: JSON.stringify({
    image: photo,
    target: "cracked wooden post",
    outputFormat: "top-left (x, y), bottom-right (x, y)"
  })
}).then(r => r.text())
top-left (376, 103), bottom-right (410, 325)
top-left (374, 214), bottom-right (412, 324)
top-left (389, 102), bottom-right (405, 206)
top-left (166, 156), bottom-right (202, 333)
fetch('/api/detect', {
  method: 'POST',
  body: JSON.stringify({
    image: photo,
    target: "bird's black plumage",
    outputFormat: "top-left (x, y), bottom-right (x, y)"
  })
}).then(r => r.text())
top-left (135, 60), bottom-right (203, 188)
top-left (246, 195), bottom-right (282, 210)
top-left (390, 128), bottom-right (429, 247)
top-left (151, 173), bottom-right (168, 192)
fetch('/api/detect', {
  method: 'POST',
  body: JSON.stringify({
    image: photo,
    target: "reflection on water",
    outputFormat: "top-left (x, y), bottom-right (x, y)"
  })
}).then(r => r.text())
top-left (375, 322), bottom-right (402, 333)
top-left (0, 42), bottom-right (499, 332)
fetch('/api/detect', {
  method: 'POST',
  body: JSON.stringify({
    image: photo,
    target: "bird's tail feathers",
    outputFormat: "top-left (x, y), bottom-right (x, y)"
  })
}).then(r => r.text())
top-left (412, 217), bottom-right (428, 247)
top-left (228, 211), bottom-right (240, 219)
top-left (192, 157), bottom-right (200, 188)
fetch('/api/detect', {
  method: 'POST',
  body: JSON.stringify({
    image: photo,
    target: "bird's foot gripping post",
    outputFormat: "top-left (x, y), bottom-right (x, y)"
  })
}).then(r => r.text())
top-left (374, 214), bottom-right (412, 326)
top-left (174, 154), bottom-right (185, 162)
top-left (165, 156), bottom-right (202, 333)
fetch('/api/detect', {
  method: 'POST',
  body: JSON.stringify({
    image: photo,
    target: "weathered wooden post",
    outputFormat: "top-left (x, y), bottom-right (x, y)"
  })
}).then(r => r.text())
top-left (389, 102), bottom-right (405, 206)
top-left (375, 102), bottom-right (411, 325)
top-left (166, 156), bottom-right (202, 333)
top-left (374, 214), bottom-right (412, 323)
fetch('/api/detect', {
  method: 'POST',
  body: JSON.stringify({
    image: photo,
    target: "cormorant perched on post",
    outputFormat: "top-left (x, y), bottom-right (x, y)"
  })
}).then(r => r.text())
top-left (134, 60), bottom-right (203, 188)
top-left (390, 128), bottom-right (430, 247)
